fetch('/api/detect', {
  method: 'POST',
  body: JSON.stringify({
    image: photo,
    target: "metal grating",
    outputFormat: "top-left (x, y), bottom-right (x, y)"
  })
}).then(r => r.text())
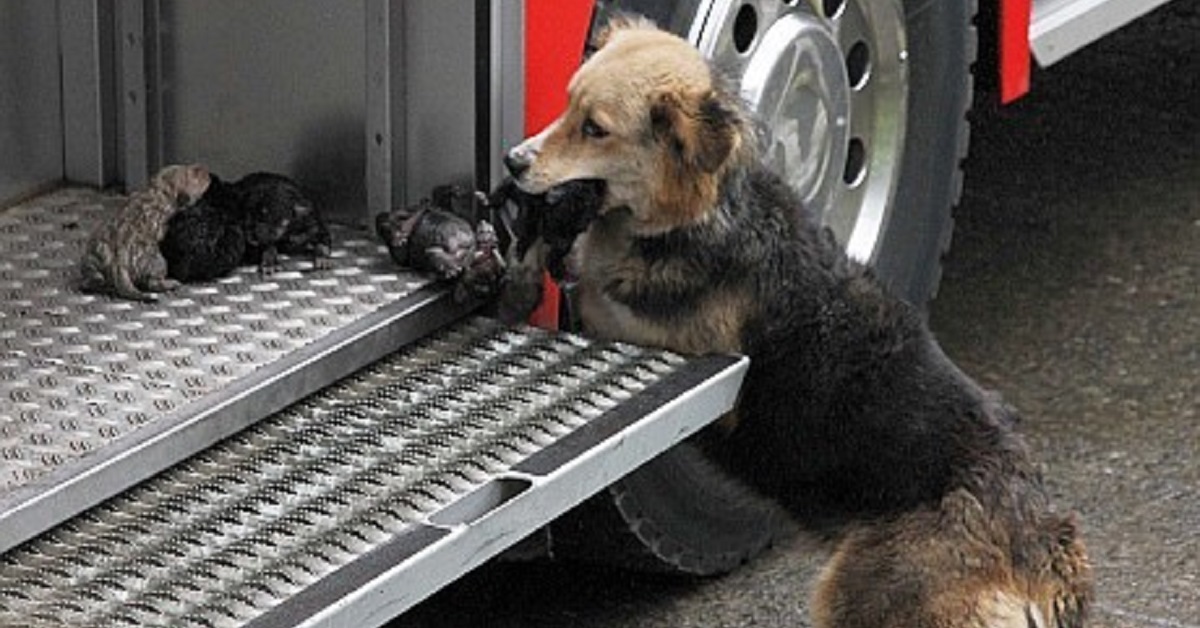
top-left (0, 188), bottom-right (468, 553)
top-left (0, 318), bottom-right (738, 628)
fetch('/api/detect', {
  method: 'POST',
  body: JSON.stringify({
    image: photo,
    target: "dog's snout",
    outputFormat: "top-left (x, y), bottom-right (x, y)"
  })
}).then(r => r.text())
top-left (504, 145), bottom-right (535, 178)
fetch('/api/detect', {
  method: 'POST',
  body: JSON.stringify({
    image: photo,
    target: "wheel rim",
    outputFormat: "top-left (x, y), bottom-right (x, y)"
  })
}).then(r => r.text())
top-left (692, 0), bottom-right (908, 262)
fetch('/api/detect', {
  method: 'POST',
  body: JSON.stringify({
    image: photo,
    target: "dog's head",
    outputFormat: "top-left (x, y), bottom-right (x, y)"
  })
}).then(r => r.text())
top-left (506, 16), bottom-right (749, 235)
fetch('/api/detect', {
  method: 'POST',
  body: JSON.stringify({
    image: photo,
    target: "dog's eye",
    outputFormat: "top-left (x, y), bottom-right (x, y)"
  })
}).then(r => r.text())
top-left (582, 117), bottom-right (609, 139)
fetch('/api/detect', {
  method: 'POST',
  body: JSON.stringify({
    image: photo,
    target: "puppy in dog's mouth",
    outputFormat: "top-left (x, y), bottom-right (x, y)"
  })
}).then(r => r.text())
top-left (496, 178), bottom-right (606, 282)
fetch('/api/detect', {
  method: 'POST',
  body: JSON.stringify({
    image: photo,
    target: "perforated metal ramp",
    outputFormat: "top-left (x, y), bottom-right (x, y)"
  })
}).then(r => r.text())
top-left (0, 188), bottom-right (470, 553)
top-left (0, 318), bottom-right (747, 628)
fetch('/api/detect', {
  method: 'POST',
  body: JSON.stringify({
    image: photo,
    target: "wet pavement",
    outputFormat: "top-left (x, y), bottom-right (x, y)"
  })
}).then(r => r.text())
top-left (392, 4), bottom-right (1198, 627)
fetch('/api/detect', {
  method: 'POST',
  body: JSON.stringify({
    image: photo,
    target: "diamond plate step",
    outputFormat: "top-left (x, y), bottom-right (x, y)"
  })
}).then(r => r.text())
top-left (0, 188), bottom-right (476, 553)
top-left (0, 318), bottom-right (747, 628)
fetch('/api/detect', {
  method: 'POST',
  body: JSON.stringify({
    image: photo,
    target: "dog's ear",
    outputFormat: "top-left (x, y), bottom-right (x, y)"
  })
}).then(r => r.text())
top-left (647, 90), bottom-right (741, 227)
top-left (593, 12), bottom-right (659, 49)
top-left (650, 90), bottom-right (739, 174)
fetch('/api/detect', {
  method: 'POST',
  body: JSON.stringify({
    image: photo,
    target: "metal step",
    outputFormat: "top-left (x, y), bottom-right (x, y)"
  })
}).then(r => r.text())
top-left (0, 188), bottom-right (474, 554)
top-left (1030, 0), bottom-right (1174, 65)
top-left (0, 317), bottom-right (748, 628)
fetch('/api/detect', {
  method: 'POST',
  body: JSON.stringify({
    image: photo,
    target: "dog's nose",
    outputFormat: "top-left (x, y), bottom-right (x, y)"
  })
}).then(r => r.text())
top-left (504, 145), bottom-right (534, 178)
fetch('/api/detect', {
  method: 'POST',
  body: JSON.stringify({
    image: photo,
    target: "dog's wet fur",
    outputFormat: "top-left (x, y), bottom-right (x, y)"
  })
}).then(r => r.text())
top-left (503, 16), bottom-right (1091, 628)
top-left (80, 164), bottom-right (211, 301)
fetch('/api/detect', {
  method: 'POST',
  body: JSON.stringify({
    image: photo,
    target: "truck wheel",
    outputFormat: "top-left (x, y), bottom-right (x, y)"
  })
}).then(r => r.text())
top-left (551, 0), bottom-right (977, 575)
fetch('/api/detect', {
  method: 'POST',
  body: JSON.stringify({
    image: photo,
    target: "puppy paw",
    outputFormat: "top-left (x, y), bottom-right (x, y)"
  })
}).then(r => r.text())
top-left (149, 277), bottom-right (182, 292)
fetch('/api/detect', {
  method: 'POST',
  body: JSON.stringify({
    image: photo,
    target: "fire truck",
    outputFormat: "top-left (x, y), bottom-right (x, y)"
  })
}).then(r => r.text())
top-left (0, 1), bottom-right (1174, 626)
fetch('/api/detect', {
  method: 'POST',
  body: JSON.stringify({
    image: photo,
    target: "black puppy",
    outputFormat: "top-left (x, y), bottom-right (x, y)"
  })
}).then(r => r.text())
top-left (238, 172), bottom-right (332, 274)
top-left (489, 178), bottom-right (604, 281)
top-left (162, 171), bottom-right (333, 281)
top-left (376, 198), bottom-right (479, 279)
top-left (488, 178), bottom-right (605, 323)
top-left (161, 174), bottom-right (246, 282)
top-left (375, 191), bottom-right (505, 303)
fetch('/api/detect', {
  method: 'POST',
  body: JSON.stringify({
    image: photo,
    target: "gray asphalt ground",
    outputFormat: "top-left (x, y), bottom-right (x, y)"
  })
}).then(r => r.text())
top-left (393, 4), bottom-right (1198, 626)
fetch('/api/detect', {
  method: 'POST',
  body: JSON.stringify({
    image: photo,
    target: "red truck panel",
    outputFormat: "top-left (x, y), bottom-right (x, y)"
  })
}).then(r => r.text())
top-left (1001, 0), bottom-right (1033, 103)
top-left (524, 0), bottom-right (594, 329)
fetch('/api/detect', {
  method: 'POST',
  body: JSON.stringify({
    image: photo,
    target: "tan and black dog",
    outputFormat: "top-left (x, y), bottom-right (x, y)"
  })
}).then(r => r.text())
top-left (503, 16), bottom-right (1092, 628)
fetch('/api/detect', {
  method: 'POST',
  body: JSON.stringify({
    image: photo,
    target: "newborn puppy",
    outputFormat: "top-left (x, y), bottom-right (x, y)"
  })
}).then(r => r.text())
top-left (489, 178), bottom-right (604, 281)
top-left (489, 178), bottom-right (605, 323)
top-left (375, 199), bottom-right (479, 279)
top-left (237, 172), bottom-right (332, 274)
top-left (160, 174), bottom-right (246, 282)
top-left (80, 164), bottom-right (211, 301)
top-left (455, 219), bottom-right (505, 302)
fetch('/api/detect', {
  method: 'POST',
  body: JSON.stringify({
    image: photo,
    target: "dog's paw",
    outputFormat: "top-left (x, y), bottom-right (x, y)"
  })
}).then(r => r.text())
top-left (497, 276), bottom-right (543, 324)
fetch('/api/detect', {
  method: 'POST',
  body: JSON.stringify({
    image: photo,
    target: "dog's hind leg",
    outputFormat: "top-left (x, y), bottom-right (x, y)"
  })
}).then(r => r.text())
top-left (809, 490), bottom-right (1084, 628)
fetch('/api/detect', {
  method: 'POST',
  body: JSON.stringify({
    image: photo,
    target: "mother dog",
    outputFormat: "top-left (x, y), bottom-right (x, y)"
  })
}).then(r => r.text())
top-left (503, 16), bottom-right (1091, 628)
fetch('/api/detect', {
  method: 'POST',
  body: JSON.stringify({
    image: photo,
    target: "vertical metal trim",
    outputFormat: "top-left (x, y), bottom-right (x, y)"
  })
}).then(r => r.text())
top-left (491, 0), bottom-right (526, 193)
top-left (59, 0), bottom-right (110, 186)
top-left (474, 0), bottom-right (493, 198)
top-left (116, 0), bottom-right (148, 189)
top-left (143, 0), bottom-right (165, 173)
top-left (366, 0), bottom-right (393, 226)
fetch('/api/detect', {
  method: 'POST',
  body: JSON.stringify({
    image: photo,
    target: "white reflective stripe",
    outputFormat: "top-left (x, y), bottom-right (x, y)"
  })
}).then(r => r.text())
top-left (1030, 0), bottom-right (1175, 66)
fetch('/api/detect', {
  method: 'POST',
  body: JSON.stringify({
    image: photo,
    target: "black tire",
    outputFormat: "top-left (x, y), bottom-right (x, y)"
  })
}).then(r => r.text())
top-left (873, 0), bottom-right (977, 306)
top-left (550, 442), bottom-right (795, 576)
top-left (546, 0), bottom-right (977, 575)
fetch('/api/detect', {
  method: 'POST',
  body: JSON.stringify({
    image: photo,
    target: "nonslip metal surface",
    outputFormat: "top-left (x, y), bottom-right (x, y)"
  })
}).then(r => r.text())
top-left (0, 318), bottom-right (747, 628)
top-left (0, 188), bottom-right (468, 554)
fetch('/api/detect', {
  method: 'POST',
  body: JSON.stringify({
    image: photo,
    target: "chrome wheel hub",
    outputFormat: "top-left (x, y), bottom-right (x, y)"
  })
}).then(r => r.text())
top-left (692, 0), bottom-right (908, 262)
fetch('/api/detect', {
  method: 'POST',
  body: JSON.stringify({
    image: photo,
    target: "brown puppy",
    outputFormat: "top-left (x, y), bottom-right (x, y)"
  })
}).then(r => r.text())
top-left (80, 164), bottom-right (211, 301)
top-left (505, 16), bottom-right (1091, 628)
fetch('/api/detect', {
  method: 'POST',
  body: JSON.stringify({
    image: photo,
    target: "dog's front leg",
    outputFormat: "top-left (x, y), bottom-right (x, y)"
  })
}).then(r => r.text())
top-left (497, 237), bottom-right (548, 324)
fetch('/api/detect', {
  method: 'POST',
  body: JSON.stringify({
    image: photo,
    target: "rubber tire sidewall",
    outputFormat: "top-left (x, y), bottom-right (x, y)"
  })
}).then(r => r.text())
top-left (872, 0), bottom-right (976, 306)
top-left (549, 0), bottom-right (976, 575)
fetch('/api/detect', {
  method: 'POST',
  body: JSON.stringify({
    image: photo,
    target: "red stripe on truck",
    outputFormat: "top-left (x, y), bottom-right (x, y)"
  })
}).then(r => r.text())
top-left (1000, 0), bottom-right (1032, 103)
top-left (524, 0), bottom-right (594, 329)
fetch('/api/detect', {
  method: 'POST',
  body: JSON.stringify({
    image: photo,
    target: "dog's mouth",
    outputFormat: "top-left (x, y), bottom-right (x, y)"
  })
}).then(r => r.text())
top-left (490, 178), bottom-right (606, 282)
top-left (544, 178), bottom-right (605, 206)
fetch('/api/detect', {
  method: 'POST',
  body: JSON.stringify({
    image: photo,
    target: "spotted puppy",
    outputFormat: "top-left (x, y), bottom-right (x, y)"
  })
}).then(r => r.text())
top-left (80, 164), bottom-right (211, 301)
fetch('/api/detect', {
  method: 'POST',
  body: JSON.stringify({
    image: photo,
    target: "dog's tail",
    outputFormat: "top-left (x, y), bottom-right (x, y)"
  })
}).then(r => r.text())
top-left (811, 489), bottom-right (1091, 628)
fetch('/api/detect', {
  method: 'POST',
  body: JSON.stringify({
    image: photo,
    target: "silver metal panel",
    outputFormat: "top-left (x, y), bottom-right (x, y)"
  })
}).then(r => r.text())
top-left (0, 317), bottom-right (747, 628)
top-left (366, 0), bottom-right (396, 225)
top-left (157, 1), bottom-right (367, 224)
top-left (399, 1), bottom-right (478, 207)
top-left (117, 0), bottom-right (150, 190)
top-left (0, 188), bottom-right (476, 554)
top-left (59, 0), bottom-right (119, 188)
top-left (0, 1), bottom-right (64, 203)
top-left (1031, 0), bottom-right (1175, 66)
top-left (487, 0), bottom-right (526, 190)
